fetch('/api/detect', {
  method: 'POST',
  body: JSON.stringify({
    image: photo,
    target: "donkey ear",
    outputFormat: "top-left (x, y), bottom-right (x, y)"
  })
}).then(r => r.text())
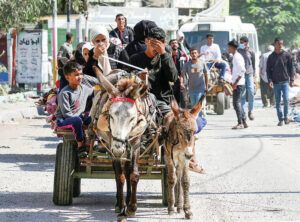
top-left (190, 95), bottom-right (205, 118)
top-left (130, 83), bottom-right (147, 100)
top-left (171, 99), bottom-right (180, 117)
top-left (93, 66), bottom-right (118, 96)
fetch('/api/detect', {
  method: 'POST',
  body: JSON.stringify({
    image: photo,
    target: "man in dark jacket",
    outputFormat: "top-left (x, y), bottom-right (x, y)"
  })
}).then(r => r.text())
top-left (267, 38), bottom-right (295, 126)
top-left (238, 36), bottom-right (256, 121)
top-left (117, 20), bottom-right (157, 72)
top-left (130, 27), bottom-right (178, 115)
top-left (109, 14), bottom-right (134, 47)
top-left (169, 39), bottom-right (189, 108)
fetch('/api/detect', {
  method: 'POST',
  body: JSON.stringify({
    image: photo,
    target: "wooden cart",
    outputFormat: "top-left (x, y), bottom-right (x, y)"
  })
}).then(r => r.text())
top-left (52, 128), bottom-right (168, 206)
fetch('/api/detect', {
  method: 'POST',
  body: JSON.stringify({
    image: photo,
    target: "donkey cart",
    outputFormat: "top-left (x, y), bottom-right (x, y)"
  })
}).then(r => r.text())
top-left (52, 127), bottom-right (168, 207)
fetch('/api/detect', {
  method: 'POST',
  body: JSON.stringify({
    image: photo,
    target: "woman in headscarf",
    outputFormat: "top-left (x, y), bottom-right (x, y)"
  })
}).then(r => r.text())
top-left (85, 25), bottom-right (112, 77)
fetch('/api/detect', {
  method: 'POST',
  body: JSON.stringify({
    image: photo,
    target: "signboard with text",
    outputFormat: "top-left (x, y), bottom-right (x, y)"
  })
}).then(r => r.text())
top-left (16, 30), bottom-right (48, 84)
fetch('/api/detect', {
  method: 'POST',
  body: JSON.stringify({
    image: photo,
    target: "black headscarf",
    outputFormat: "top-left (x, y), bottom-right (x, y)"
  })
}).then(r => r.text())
top-left (125, 20), bottom-right (157, 58)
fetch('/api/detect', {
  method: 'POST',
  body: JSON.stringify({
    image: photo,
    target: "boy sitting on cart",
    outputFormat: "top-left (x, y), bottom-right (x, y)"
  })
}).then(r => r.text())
top-left (56, 61), bottom-right (99, 158)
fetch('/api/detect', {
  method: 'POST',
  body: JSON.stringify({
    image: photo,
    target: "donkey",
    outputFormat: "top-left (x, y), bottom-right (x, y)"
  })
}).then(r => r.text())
top-left (92, 66), bottom-right (153, 221)
top-left (164, 96), bottom-right (204, 219)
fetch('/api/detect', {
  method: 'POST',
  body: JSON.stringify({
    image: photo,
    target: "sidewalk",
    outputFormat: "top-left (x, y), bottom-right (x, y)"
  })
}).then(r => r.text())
top-left (0, 92), bottom-right (42, 124)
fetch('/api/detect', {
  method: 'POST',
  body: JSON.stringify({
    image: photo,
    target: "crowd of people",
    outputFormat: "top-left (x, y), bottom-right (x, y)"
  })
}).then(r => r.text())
top-left (56, 15), bottom-right (208, 172)
top-left (54, 14), bottom-right (297, 172)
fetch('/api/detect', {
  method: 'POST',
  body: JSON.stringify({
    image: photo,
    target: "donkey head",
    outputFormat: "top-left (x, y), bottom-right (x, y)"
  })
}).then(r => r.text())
top-left (170, 96), bottom-right (205, 159)
top-left (93, 66), bottom-right (147, 158)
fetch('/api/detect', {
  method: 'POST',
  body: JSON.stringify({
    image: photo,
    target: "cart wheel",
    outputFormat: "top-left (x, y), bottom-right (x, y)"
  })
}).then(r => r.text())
top-left (161, 146), bottom-right (168, 206)
top-left (225, 95), bottom-right (231, 110)
top-left (73, 156), bottom-right (81, 197)
top-left (53, 141), bottom-right (76, 205)
top-left (215, 92), bottom-right (225, 115)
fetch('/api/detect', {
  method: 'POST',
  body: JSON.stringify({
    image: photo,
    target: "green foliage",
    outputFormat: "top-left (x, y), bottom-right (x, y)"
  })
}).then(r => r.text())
top-left (230, 0), bottom-right (300, 46)
top-left (0, 0), bottom-right (86, 31)
top-left (0, 0), bottom-right (52, 31)
top-left (57, 0), bottom-right (86, 15)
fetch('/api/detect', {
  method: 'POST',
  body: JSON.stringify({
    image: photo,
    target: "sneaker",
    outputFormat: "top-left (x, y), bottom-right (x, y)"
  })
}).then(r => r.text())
top-left (78, 146), bottom-right (88, 158)
top-left (194, 134), bottom-right (199, 140)
top-left (243, 122), bottom-right (249, 128)
top-left (248, 112), bottom-right (255, 120)
top-left (277, 121), bottom-right (283, 126)
top-left (232, 124), bottom-right (244, 130)
top-left (284, 119), bottom-right (290, 125)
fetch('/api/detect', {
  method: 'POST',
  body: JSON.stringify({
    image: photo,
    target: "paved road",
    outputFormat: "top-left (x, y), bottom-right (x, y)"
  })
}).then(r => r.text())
top-left (0, 106), bottom-right (299, 222)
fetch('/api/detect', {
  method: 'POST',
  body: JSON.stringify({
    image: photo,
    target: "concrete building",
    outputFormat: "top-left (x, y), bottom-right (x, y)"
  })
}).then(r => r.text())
top-left (89, 0), bottom-right (219, 16)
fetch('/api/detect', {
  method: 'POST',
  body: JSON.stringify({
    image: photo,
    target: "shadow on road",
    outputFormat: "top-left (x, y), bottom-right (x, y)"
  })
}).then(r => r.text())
top-left (0, 154), bottom-right (55, 172)
top-left (0, 191), bottom-right (169, 222)
top-left (0, 192), bottom-right (116, 222)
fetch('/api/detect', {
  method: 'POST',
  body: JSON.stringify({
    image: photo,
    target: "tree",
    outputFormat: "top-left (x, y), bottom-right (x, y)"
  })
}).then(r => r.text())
top-left (0, 0), bottom-right (52, 31)
top-left (230, 0), bottom-right (300, 47)
top-left (0, 0), bottom-right (85, 31)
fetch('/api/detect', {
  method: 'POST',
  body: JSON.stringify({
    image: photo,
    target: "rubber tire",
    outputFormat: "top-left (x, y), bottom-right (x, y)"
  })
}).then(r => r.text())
top-left (215, 92), bottom-right (225, 115)
top-left (225, 95), bottom-right (231, 110)
top-left (161, 146), bottom-right (168, 206)
top-left (53, 142), bottom-right (76, 205)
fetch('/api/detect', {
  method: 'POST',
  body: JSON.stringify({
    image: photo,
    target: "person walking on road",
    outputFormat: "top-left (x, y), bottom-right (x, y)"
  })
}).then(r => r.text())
top-left (238, 36), bottom-right (256, 120)
top-left (58, 32), bottom-right (74, 60)
top-left (259, 45), bottom-right (275, 108)
top-left (169, 39), bottom-right (189, 108)
top-left (228, 40), bottom-right (247, 129)
top-left (181, 48), bottom-right (208, 107)
top-left (267, 38), bottom-right (295, 126)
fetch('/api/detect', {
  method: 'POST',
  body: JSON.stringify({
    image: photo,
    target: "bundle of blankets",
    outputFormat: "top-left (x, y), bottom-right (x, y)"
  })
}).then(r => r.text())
top-left (289, 74), bottom-right (300, 122)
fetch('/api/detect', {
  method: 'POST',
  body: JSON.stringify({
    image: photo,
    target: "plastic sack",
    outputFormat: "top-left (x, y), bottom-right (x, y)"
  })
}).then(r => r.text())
top-left (195, 111), bottom-right (207, 134)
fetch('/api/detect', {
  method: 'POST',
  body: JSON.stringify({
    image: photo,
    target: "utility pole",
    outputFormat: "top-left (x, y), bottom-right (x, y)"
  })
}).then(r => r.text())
top-left (67, 0), bottom-right (71, 32)
top-left (52, 0), bottom-right (58, 86)
top-left (83, 0), bottom-right (89, 41)
top-left (170, 0), bottom-right (176, 39)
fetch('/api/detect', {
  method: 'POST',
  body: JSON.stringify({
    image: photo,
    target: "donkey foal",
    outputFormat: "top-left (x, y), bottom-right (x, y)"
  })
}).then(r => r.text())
top-left (164, 97), bottom-right (204, 219)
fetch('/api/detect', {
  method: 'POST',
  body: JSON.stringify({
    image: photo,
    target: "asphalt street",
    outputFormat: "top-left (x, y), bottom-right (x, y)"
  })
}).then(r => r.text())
top-left (0, 104), bottom-right (299, 222)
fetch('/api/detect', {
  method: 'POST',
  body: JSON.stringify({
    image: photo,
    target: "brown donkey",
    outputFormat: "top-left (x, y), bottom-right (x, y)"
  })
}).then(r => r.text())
top-left (164, 96), bottom-right (204, 219)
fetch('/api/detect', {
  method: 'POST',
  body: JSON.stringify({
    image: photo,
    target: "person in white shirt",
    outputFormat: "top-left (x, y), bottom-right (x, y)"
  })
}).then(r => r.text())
top-left (200, 33), bottom-right (226, 80)
top-left (228, 40), bottom-right (247, 129)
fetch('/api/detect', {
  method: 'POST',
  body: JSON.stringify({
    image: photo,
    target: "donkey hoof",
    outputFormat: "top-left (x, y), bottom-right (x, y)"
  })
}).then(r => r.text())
top-left (115, 206), bottom-right (121, 214)
top-left (117, 216), bottom-right (127, 222)
top-left (177, 207), bottom-right (182, 213)
top-left (126, 207), bottom-right (136, 217)
top-left (184, 210), bottom-right (193, 219)
top-left (168, 210), bottom-right (175, 216)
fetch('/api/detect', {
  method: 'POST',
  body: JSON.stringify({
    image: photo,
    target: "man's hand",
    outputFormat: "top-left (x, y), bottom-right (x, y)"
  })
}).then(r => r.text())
top-left (232, 83), bottom-right (237, 90)
top-left (137, 69), bottom-right (149, 81)
top-left (269, 82), bottom-right (274, 89)
top-left (150, 39), bottom-right (166, 55)
top-left (180, 83), bottom-right (185, 90)
top-left (253, 75), bottom-right (257, 83)
top-left (290, 81), bottom-right (294, 87)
